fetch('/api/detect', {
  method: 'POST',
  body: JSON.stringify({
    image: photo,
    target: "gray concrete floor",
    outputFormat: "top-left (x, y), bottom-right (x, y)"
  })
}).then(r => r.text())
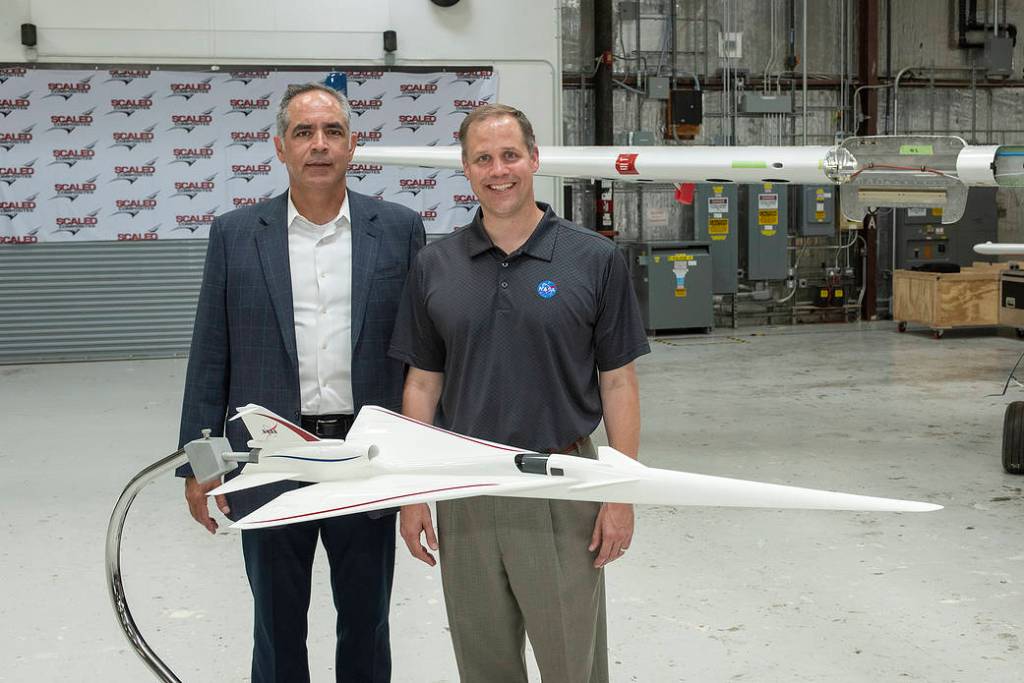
top-left (1, 321), bottom-right (1022, 682)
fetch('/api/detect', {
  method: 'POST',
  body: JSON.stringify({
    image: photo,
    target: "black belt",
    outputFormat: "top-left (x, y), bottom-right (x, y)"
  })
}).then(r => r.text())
top-left (300, 413), bottom-right (355, 439)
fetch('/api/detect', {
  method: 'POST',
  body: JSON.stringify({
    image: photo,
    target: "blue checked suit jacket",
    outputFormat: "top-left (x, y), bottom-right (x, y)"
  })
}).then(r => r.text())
top-left (176, 190), bottom-right (426, 521)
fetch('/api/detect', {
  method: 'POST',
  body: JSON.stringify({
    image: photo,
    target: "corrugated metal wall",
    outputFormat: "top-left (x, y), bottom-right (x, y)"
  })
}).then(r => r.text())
top-left (0, 241), bottom-right (207, 364)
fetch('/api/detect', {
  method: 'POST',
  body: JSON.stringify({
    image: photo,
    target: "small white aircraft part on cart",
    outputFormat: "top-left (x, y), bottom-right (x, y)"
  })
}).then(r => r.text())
top-left (183, 404), bottom-right (941, 530)
top-left (974, 241), bottom-right (1024, 256)
top-left (352, 136), bottom-right (1024, 224)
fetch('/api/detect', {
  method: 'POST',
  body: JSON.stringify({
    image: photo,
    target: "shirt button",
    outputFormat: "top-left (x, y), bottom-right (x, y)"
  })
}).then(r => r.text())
top-left (500, 281), bottom-right (509, 289)
top-left (501, 261), bottom-right (509, 268)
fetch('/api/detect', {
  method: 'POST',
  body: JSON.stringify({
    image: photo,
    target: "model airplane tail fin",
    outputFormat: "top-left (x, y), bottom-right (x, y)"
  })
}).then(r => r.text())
top-left (231, 404), bottom-right (320, 447)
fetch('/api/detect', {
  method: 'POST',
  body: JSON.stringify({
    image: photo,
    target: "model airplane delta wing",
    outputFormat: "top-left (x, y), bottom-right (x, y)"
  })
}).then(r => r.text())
top-left (352, 137), bottom-right (1024, 224)
top-left (182, 404), bottom-right (941, 530)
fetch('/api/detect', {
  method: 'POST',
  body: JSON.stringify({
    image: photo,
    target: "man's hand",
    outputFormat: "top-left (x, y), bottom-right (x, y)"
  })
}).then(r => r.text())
top-left (185, 476), bottom-right (229, 534)
top-left (399, 503), bottom-right (439, 566)
top-left (589, 502), bottom-right (634, 568)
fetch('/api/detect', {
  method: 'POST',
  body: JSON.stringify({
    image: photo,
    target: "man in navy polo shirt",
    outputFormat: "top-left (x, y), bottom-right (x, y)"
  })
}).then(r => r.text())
top-left (389, 104), bottom-right (649, 682)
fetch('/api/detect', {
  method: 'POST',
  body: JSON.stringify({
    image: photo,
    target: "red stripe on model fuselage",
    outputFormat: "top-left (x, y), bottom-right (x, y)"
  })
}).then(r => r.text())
top-left (365, 407), bottom-right (521, 453)
top-left (257, 412), bottom-right (319, 442)
top-left (249, 483), bottom-right (498, 524)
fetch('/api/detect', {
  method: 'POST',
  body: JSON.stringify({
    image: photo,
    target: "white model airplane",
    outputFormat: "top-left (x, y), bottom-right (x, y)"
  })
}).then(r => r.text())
top-left (352, 136), bottom-right (1024, 224)
top-left (183, 404), bottom-right (940, 530)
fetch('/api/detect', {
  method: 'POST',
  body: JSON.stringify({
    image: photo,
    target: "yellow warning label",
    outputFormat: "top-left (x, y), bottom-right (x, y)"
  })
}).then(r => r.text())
top-left (931, 207), bottom-right (943, 217)
top-left (761, 227), bottom-right (777, 236)
top-left (758, 209), bottom-right (778, 226)
top-left (653, 256), bottom-right (661, 263)
top-left (815, 211), bottom-right (826, 221)
top-left (820, 288), bottom-right (829, 298)
top-left (708, 218), bottom-right (729, 235)
top-left (668, 253), bottom-right (695, 262)
top-left (674, 288), bottom-right (687, 298)
top-left (712, 185), bottom-right (724, 194)
top-left (834, 288), bottom-right (844, 297)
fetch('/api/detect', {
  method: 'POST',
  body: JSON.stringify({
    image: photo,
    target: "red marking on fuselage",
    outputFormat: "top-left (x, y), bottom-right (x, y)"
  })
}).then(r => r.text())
top-left (250, 483), bottom-right (498, 524)
top-left (364, 407), bottom-right (521, 453)
top-left (615, 153), bottom-right (639, 175)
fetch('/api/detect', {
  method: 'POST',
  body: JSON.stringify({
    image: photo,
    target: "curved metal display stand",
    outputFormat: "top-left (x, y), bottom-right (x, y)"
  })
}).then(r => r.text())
top-left (106, 449), bottom-right (188, 683)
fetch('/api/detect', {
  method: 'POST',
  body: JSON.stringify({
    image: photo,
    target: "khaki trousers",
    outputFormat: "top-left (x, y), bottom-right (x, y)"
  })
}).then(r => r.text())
top-left (436, 438), bottom-right (608, 683)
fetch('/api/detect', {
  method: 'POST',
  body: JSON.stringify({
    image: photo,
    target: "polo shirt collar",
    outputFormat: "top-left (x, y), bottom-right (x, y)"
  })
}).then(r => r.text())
top-left (466, 202), bottom-right (559, 262)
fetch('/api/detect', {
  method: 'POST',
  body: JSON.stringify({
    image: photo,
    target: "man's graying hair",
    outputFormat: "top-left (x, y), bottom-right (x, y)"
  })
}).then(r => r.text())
top-left (458, 104), bottom-right (537, 159)
top-left (276, 83), bottom-right (352, 137)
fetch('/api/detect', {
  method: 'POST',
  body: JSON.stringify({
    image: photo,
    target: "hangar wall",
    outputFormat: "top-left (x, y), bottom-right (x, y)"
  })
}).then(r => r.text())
top-left (0, 0), bottom-right (563, 363)
top-left (561, 0), bottom-right (1024, 323)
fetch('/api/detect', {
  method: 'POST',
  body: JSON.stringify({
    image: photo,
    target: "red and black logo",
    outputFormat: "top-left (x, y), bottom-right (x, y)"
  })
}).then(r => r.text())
top-left (232, 190), bottom-right (275, 207)
top-left (229, 158), bottom-right (274, 182)
top-left (346, 70), bottom-right (385, 86)
top-left (355, 124), bottom-right (385, 144)
top-left (168, 109), bottom-right (215, 133)
top-left (396, 108), bottom-right (440, 133)
top-left (54, 210), bottom-right (100, 236)
top-left (0, 92), bottom-right (32, 118)
top-left (111, 124), bottom-right (157, 150)
top-left (0, 159), bottom-right (37, 186)
top-left (168, 78), bottom-right (214, 100)
top-left (450, 95), bottom-right (493, 115)
top-left (112, 192), bottom-right (160, 218)
top-left (170, 141), bottom-right (216, 166)
top-left (111, 158), bottom-right (158, 184)
top-left (45, 76), bottom-right (93, 100)
top-left (452, 70), bottom-right (493, 86)
top-left (171, 174), bottom-right (218, 199)
top-left (0, 67), bottom-right (27, 86)
top-left (0, 193), bottom-right (38, 220)
top-left (117, 225), bottom-right (161, 241)
top-left (350, 93), bottom-right (386, 117)
top-left (0, 227), bottom-right (40, 245)
top-left (452, 193), bottom-right (479, 210)
top-left (107, 92), bottom-right (156, 117)
top-left (226, 71), bottom-right (271, 85)
top-left (48, 108), bottom-right (96, 134)
top-left (347, 163), bottom-right (383, 181)
top-left (50, 142), bottom-right (97, 168)
top-left (227, 93), bottom-right (273, 117)
top-left (52, 176), bottom-right (99, 202)
top-left (397, 171), bottom-right (440, 197)
top-left (174, 207), bottom-right (219, 233)
top-left (105, 69), bottom-right (152, 85)
top-left (227, 124), bottom-right (272, 149)
top-left (0, 125), bottom-right (34, 152)
top-left (419, 203), bottom-right (440, 222)
top-left (395, 78), bottom-right (441, 101)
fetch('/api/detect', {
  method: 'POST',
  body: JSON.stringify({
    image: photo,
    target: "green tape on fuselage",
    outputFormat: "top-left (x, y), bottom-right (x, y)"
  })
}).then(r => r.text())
top-left (899, 145), bottom-right (933, 155)
top-left (732, 161), bottom-right (767, 168)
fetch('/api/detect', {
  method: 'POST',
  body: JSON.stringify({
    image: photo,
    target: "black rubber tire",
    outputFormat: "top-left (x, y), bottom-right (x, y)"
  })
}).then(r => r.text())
top-left (1002, 401), bottom-right (1024, 474)
top-left (933, 330), bottom-right (944, 339)
top-left (897, 321), bottom-right (907, 333)
top-left (1016, 328), bottom-right (1024, 339)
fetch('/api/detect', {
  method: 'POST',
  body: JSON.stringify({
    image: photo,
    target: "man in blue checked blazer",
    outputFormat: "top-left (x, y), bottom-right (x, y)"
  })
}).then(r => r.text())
top-left (176, 83), bottom-right (424, 683)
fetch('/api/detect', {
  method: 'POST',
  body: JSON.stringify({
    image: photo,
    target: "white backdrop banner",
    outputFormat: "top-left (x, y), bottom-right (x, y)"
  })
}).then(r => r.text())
top-left (0, 66), bottom-right (496, 244)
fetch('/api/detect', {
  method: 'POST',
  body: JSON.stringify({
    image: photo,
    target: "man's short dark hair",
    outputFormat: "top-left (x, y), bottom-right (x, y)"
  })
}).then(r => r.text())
top-left (276, 83), bottom-right (352, 137)
top-left (458, 104), bottom-right (537, 159)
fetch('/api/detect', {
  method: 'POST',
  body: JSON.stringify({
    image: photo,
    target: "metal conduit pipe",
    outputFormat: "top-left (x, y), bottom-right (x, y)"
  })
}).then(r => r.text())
top-left (892, 66), bottom-right (984, 135)
top-left (106, 449), bottom-right (189, 683)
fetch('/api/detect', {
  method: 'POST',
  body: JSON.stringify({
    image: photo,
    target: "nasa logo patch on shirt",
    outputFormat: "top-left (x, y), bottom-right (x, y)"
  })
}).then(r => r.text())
top-left (536, 280), bottom-right (558, 299)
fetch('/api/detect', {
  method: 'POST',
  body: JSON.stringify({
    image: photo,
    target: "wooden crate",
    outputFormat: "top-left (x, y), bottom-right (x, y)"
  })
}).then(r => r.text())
top-left (893, 266), bottom-right (1007, 333)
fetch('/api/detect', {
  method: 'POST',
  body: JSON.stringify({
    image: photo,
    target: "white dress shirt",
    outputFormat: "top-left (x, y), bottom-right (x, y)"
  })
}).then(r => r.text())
top-left (287, 191), bottom-right (354, 415)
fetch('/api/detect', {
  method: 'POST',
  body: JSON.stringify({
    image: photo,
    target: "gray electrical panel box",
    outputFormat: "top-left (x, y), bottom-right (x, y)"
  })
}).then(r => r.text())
top-left (896, 187), bottom-right (997, 269)
top-left (695, 184), bottom-right (738, 293)
top-left (621, 241), bottom-right (714, 332)
top-left (746, 182), bottom-right (788, 281)
top-left (799, 185), bottom-right (835, 237)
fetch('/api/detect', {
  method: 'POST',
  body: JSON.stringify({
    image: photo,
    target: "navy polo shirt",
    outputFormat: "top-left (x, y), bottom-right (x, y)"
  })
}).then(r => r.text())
top-left (389, 203), bottom-right (650, 452)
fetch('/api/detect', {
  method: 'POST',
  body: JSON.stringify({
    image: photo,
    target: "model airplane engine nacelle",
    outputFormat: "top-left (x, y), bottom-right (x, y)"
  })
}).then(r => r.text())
top-left (514, 453), bottom-right (566, 476)
top-left (324, 441), bottom-right (380, 461)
